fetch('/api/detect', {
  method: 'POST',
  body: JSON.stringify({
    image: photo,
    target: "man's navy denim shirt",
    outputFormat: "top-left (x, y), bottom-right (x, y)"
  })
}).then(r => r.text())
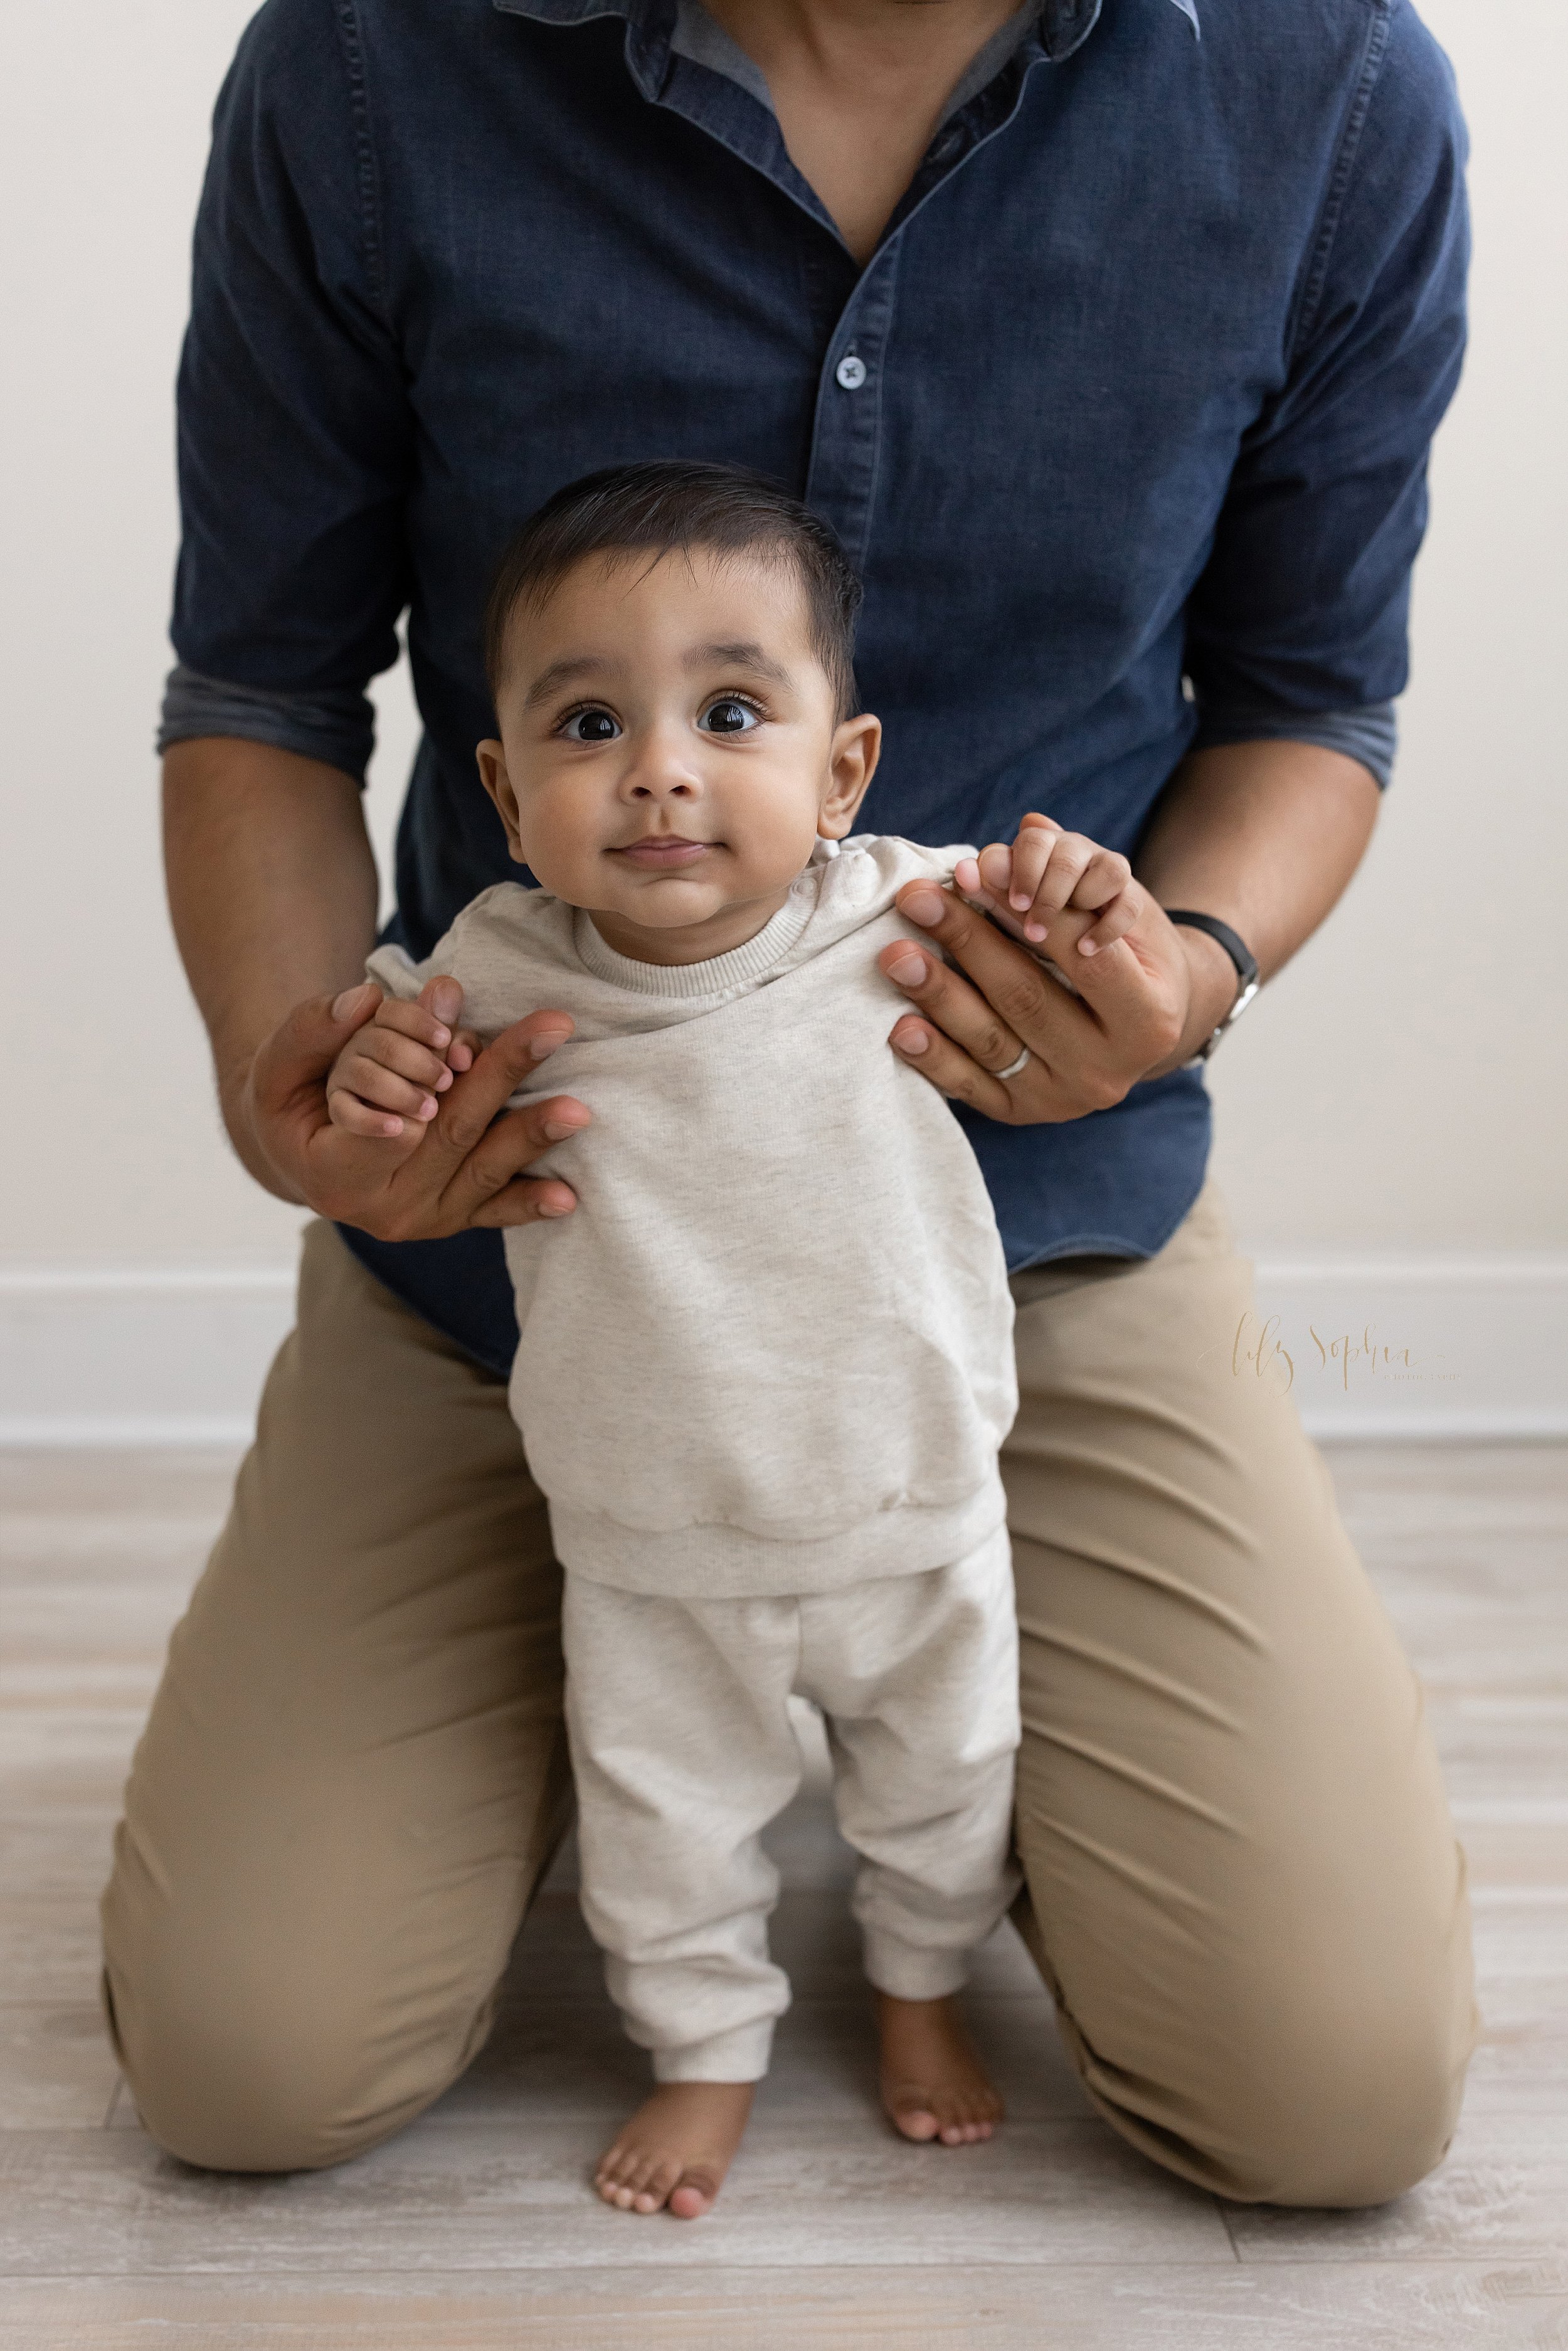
top-left (162, 0), bottom-right (1468, 1379)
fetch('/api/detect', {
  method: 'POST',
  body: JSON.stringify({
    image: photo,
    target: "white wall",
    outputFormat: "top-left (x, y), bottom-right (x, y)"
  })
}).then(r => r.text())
top-left (1206, 0), bottom-right (1568, 1253)
top-left (1, 1), bottom-right (1564, 1436)
top-left (0, 0), bottom-right (403, 1276)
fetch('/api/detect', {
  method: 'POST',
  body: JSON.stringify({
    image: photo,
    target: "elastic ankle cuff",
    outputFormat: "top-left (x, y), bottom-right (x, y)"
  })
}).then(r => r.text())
top-left (652, 2020), bottom-right (774, 2083)
top-left (862, 1930), bottom-right (970, 2002)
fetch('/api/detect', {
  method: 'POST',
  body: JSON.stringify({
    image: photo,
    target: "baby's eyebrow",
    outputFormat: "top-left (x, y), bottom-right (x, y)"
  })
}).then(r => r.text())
top-left (522, 655), bottom-right (609, 709)
top-left (684, 640), bottom-right (793, 687)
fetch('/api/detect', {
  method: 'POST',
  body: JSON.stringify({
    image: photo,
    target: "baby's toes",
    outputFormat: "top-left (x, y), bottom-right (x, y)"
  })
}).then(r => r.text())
top-left (594, 2142), bottom-right (639, 2200)
top-left (632, 2152), bottom-right (686, 2214)
top-left (888, 2093), bottom-right (941, 2143)
top-left (669, 2163), bottom-right (722, 2219)
top-left (939, 2088), bottom-right (999, 2144)
top-left (611, 2147), bottom-right (658, 2201)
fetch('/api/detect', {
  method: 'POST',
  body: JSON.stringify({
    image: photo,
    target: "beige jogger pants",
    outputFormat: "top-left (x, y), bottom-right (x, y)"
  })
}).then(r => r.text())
top-left (564, 1527), bottom-right (1021, 2081)
top-left (100, 1179), bottom-right (1477, 2202)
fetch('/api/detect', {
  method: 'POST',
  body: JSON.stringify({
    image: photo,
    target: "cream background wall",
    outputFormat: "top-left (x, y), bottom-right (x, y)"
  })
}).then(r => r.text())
top-left (1, 0), bottom-right (1564, 1436)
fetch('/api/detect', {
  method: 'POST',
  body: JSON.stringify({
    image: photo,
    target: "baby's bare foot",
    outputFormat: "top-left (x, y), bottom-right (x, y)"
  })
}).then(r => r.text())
top-left (594, 2081), bottom-right (755, 2218)
top-left (877, 1992), bottom-right (1003, 2147)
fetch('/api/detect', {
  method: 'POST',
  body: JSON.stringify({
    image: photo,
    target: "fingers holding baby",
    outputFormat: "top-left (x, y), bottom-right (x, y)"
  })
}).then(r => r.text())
top-left (326, 978), bottom-right (480, 1142)
top-left (953, 812), bottom-right (1146, 958)
top-left (881, 810), bottom-right (1192, 1125)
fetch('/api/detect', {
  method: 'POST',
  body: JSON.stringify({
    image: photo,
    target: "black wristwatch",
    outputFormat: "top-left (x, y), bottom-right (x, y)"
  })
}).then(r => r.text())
top-left (1163, 910), bottom-right (1260, 1061)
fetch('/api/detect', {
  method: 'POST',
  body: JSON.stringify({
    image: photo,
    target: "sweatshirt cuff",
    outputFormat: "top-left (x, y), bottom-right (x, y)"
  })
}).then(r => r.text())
top-left (1189, 697), bottom-right (1397, 790)
top-left (157, 664), bottom-right (376, 783)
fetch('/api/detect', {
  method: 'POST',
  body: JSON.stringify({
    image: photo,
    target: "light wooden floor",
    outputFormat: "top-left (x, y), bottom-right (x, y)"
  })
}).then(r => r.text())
top-left (1, 1443), bottom-right (1565, 2349)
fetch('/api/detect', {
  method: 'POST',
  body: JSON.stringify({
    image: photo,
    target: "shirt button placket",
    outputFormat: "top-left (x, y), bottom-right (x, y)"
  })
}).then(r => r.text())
top-left (805, 245), bottom-right (899, 575)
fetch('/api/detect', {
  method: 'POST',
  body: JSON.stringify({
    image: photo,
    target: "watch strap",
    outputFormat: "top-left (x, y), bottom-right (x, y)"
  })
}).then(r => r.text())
top-left (1163, 908), bottom-right (1261, 1061)
top-left (1162, 909), bottom-right (1259, 994)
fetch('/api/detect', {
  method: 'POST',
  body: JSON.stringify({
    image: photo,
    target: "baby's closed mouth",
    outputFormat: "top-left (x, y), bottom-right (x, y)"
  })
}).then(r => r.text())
top-left (611, 837), bottom-right (715, 869)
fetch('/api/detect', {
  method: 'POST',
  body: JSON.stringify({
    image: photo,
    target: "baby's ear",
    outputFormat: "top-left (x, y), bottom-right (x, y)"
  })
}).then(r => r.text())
top-left (820, 713), bottom-right (881, 837)
top-left (476, 740), bottom-right (528, 862)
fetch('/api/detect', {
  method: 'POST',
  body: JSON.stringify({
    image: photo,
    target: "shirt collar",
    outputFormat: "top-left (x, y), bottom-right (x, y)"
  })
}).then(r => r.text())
top-left (493, 0), bottom-right (1199, 80)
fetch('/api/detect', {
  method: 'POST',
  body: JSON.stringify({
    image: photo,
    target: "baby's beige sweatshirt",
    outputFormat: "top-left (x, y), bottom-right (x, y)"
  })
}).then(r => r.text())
top-left (368, 834), bottom-right (1017, 1599)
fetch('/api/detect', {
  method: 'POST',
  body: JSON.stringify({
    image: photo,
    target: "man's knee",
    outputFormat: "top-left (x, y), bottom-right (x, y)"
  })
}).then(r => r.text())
top-left (1224, 1991), bottom-right (1473, 2207)
top-left (1114, 1965), bottom-right (1477, 2210)
top-left (102, 1934), bottom-right (490, 2175)
top-left (1039, 1886), bottom-right (1478, 2210)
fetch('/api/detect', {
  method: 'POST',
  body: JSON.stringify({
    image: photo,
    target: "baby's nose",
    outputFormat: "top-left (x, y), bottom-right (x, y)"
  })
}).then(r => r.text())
top-left (625, 743), bottom-right (700, 799)
top-left (630, 772), bottom-right (696, 797)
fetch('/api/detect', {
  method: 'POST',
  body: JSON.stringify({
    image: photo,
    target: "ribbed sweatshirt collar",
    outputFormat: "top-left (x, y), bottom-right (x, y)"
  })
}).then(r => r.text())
top-left (572, 882), bottom-right (817, 1000)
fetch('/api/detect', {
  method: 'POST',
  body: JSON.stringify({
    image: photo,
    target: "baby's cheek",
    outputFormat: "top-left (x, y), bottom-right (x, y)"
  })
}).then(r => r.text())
top-left (734, 791), bottom-right (824, 887)
top-left (511, 789), bottom-right (598, 893)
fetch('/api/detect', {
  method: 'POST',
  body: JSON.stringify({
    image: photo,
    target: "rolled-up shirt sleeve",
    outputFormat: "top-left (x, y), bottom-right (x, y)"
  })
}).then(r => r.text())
top-left (157, 664), bottom-right (378, 777)
top-left (1189, 695), bottom-right (1398, 791)
top-left (1184, 2), bottom-right (1469, 792)
top-left (162, 0), bottom-right (413, 783)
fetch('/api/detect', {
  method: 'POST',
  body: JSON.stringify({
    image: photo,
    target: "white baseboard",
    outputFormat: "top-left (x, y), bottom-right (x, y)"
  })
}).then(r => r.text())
top-left (1232, 1253), bottom-right (1568, 1441)
top-left (1, 1254), bottom-right (1565, 1448)
top-left (0, 1268), bottom-right (295, 1448)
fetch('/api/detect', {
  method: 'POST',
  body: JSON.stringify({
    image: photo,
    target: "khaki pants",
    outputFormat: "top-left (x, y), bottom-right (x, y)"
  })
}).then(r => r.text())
top-left (100, 1183), bottom-right (1476, 2202)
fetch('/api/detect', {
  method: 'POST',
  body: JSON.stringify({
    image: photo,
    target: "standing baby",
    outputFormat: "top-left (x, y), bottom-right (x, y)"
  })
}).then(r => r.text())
top-left (326, 462), bottom-right (1139, 2218)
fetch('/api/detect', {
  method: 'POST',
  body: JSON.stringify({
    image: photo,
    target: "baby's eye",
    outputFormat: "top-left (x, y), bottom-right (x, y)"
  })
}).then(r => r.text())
top-left (698, 698), bottom-right (760, 736)
top-left (561, 706), bottom-right (620, 743)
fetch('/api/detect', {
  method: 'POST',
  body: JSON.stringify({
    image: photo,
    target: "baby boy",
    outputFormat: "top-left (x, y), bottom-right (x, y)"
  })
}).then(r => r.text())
top-left (326, 462), bottom-right (1136, 2218)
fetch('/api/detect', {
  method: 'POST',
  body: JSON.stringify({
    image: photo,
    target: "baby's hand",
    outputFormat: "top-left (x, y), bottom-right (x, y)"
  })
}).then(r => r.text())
top-left (326, 987), bottom-right (480, 1139)
top-left (954, 815), bottom-right (1140, 957)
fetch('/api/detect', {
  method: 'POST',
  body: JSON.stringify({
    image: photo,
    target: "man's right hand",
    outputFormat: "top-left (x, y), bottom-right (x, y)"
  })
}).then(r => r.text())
top-left (233, 972), bottom-right (591, 1241)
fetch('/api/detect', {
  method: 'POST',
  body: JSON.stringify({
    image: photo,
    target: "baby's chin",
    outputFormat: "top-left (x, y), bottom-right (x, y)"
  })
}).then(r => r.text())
top-left (524, 856), bottom-right (718, 919)
top-left (596, 879), bottom-right (736, 927)
top-left (593, 857), bottom-right (802, 925)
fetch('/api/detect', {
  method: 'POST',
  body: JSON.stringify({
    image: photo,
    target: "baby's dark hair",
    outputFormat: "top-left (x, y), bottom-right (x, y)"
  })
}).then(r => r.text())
top-left (482, 460), bottom-right (863, 720)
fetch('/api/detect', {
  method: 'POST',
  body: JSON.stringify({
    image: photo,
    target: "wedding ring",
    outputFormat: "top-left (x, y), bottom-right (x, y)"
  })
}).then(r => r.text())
top-left (993, 1044), bottom-right (1032, 1081)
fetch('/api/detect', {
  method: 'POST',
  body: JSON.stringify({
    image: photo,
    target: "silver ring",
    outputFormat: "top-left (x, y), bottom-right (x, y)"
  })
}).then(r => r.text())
top-left (993, 1044), bottom-right (1031, 1082)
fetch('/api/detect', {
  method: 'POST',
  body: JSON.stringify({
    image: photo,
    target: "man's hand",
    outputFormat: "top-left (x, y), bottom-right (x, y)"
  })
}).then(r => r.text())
top-left (879, 741), bottom-right (1383, 1125)
top-left (878, 814), bottom-right (1237, 1123)
top-left (236, 973), bottom-right (591, 1238)
top-left (325, 987), bottom-right (481, 1137)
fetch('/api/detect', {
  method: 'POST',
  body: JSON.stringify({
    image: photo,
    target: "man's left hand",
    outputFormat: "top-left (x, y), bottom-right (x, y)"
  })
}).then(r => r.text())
top-left (878, 819), bottom-right (1239, 1123)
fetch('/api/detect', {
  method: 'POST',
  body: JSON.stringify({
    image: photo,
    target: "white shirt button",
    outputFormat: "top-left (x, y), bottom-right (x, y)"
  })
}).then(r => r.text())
top-left (835, 354), bottom-right (867, 391)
